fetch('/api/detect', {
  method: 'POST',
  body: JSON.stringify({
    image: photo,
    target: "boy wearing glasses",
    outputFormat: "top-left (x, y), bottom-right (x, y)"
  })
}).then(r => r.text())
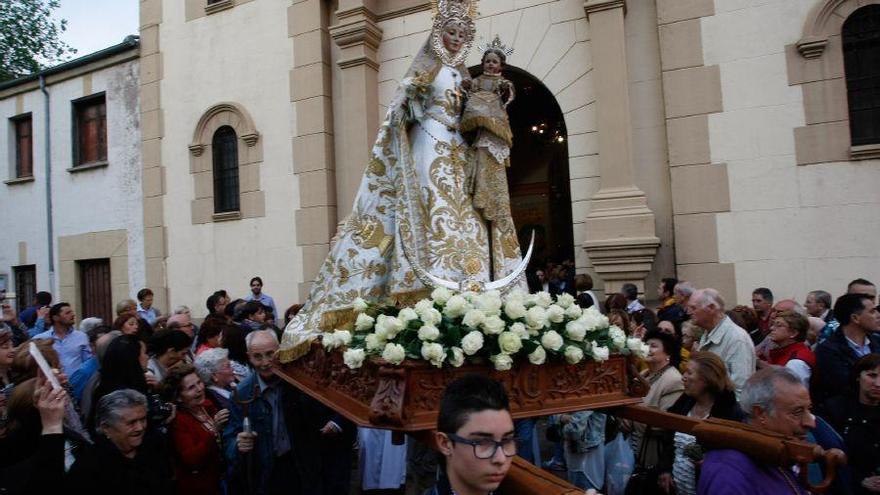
top-left (430, 374), bottom-right (517, 495)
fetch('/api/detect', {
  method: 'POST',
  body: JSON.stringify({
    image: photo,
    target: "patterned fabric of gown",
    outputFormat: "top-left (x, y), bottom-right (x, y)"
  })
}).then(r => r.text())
top-left (280, 40), bottom-right (525, 362)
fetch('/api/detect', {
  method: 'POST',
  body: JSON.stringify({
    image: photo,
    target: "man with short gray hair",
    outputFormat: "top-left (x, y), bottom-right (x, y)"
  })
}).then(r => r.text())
top-left (697, 367), bottom-right (813, 494)
top-left (224, 329), bottom-right (355, 494)
top-left (688, 288), bottom-right (756, 397)
top-left (69, 389), bottom-right (173, 493)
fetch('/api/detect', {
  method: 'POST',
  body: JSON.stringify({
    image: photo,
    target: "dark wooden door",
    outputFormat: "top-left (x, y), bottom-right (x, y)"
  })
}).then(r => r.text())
top-left (13, 265), bottom-right (36, 314)
top-left (79, 259), bottom-right (112, 324)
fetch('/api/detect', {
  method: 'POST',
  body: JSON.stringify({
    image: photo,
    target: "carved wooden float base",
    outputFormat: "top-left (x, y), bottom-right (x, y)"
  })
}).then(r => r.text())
top-left (274, 343), bottom-right (646, 432)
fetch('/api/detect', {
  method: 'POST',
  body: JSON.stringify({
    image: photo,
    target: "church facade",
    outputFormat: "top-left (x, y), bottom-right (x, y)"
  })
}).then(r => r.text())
top-left (2, 0), bottom-right (876, 320)
top-left (137, 0), bottom-right (880, 314)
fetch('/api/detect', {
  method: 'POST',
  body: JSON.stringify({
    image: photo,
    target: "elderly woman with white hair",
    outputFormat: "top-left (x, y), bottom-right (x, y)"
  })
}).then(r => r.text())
top-left (194, 347), bottom-right (237, 412)
top-left (69, 389), bottom-right (173, 494)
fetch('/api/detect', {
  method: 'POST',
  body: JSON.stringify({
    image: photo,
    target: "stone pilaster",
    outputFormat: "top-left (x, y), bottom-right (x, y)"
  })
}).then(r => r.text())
top-left (290, 0), bottom-right (338, 300)
top-left (139, 0), bottom-right (169, 311)
top-left (329, 0), bottom-right (383, 219)
top-left (582, 0), bottom-right (659, 295)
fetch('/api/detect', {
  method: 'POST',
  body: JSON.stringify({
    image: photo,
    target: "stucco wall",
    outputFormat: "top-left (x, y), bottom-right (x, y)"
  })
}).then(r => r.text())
top-left (703, 0), bottom-right (880, 304)
top-left (160, 0), bottom-right (299, 317)
top-left (0, 58), bottom-right (144, 308)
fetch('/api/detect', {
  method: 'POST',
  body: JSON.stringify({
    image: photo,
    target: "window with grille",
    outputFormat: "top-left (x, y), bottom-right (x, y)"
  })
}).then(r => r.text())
top-left (11, 114), bottom-right (33, 178)
top-left (73, 94), bottom-right (107, 166)
top-left (212, 125), bottom-right (240, 213)
top-left (843, 5), bottom-right (880, 146)
top-left (78, 259), bottom-right (112, 324)
top-left (13, 265), bottom-right (36, 314)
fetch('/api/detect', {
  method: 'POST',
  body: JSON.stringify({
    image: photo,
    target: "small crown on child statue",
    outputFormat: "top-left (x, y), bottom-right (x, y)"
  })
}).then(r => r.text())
top-left (478, 35), bottom-right (514, 58)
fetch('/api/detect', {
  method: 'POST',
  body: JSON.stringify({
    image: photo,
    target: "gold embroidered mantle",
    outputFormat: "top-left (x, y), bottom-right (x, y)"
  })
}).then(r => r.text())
top-left (280, 42), bottom-right (525, 363)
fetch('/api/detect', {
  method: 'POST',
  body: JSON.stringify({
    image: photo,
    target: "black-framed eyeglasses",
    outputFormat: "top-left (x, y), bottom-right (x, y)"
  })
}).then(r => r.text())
top-left (444, 433), bottom-right (517, 459)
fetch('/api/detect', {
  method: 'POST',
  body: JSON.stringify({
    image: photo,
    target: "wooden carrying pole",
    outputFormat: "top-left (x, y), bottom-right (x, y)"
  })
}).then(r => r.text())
top-left (610, 405), bottom-right (846, 494)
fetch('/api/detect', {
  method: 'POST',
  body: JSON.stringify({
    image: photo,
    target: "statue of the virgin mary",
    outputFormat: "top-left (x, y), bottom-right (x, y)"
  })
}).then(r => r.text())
top-left (279, 0), bottom-right (527, 362)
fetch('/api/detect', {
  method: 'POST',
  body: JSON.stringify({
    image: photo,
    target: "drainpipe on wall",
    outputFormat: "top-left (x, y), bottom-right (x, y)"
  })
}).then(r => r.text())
top-left (39, 75), bottom-right (55, 293)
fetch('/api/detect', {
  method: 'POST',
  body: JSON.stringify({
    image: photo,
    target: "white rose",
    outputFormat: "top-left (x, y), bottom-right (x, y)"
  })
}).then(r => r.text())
top-left (564, 345), bottom-right (584, 364)
top-left (421, 342), bottom-right (446, 368)
top-left (376, 314), bottom-right (405, 339)
top-left (355, 313), bottom-right (375, 332)
top-left (365, 333), bottom-right (383, 351)
top-left (546, 304), bottom-right (565, 324)
top-left (449, 346), bottom-right (465, 367)
top-left (509, 322), bottom-right (530, 340)
top-left (414, 298), bottom-right (434, 314)
top-left (462, 308), bottom-right (486, 329)
top-left (336, 330), bottom-right (352, 346)
top-left (381, 342), bottom-right (406, 365)
top-left (609, 325), bottom-right (626, 350)
top-left (565, 320), bottom-right (587, 342)
top-left (460, 330), bottom-right (484, 355)
top-left (481, 315), bottom-right (506, 335)
top-left (490, 353), bottom-right (514, 371)
top-left (504, 299), bottom-right (528, 320)
top-left (497, 331), bottom-right (523, 354)
top-left (418, 324), bottom-right (440, 341)
top-left (324, 330), bottom-right (352, 350)
top-left (373, 316), bottom-right (390, 341)
top-left (431, 287), bottom-right (453, 305)
top-left (525, 306), bottom-right (548, 330)
top-left (424, 308), bottom-right (442, 326)
top-left (627, 338), bottom-right (649, 358)
top-left (352, 297), bottom-right (369, 313)
top-left (507, 289), bottom-right (528, 302)
top-left (592, 345), bottom-right (610, 362)
top-left (528, 346), bottom-right (547, 365)
top-left (564, 304), bottom-right (583, 320)
top-left (534, 291), bottom-right (553, 308)
top-left (343, 348), bottom-right (366, 369)
top-left (541, 330), bottom-right (564, 351)
top-left (443, 294), bottom-right (470, 318)
top-left (398, 307), bottom-right (419, 324)
top-left (555, 292), bottom-right (576, 309)
top-left (476, 291), bottom-right (503, 316)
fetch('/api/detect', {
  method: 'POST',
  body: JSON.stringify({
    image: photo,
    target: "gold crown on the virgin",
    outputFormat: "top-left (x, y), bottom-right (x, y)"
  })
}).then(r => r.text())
top-left (430, 0), bottom-right (478, 26)
top-left (478, 35), bottom-right (514, 58)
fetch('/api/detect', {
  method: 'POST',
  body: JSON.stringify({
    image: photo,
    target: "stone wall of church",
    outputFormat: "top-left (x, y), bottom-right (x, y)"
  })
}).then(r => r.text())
top-left (158, 0), bottom-right (300, 317)
top-left (673, 0), bottom-right (880, 304)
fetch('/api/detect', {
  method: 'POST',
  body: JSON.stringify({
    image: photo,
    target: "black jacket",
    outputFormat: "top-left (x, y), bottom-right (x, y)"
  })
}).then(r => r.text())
top-left (0, 433), bottom-right (65, 495)
top-left (813, 330), bottom-right (880, 407)
top-left (68, 433), bottom-right (174, 495)
top-left (823, 395), bottom-right (880, 495)
top-left (658, 390), bottom-right (745, 473)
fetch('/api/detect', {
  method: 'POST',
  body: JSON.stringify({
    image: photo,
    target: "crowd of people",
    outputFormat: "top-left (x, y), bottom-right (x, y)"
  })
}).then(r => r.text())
top-left (0, 273), bottom-right (878, 495)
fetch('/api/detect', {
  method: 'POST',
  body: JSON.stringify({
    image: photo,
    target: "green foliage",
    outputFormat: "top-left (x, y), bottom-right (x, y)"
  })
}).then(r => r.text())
top-left (0, 0), bottom-right (76, 82)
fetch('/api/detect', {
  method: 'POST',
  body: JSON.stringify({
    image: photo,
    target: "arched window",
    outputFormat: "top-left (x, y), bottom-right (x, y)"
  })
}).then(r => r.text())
top-left (212, 126), bottom-right (239, 212)
top-left (843, 5), bottom-right (880, 146)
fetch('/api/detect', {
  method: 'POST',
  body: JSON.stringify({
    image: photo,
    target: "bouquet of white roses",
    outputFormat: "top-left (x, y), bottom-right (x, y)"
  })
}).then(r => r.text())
top-left (322, 288), bottom-right (650, 371)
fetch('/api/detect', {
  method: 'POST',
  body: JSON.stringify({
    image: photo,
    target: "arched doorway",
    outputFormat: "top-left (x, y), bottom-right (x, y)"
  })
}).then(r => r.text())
top-left (468, 64), bottom-right (575, 270)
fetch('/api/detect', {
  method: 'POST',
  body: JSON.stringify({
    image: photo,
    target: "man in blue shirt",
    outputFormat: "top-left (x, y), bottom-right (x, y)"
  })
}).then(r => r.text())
top-left (244, 277), bottom-right (279, 324)
top-left (33, 302), bottom-right (92, 376)
top-left (136, 288), bottom-right (161, 326)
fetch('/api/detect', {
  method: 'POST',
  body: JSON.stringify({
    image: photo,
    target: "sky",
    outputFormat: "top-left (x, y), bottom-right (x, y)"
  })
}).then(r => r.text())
top-left (53, 0), bottom-right (139, 58)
